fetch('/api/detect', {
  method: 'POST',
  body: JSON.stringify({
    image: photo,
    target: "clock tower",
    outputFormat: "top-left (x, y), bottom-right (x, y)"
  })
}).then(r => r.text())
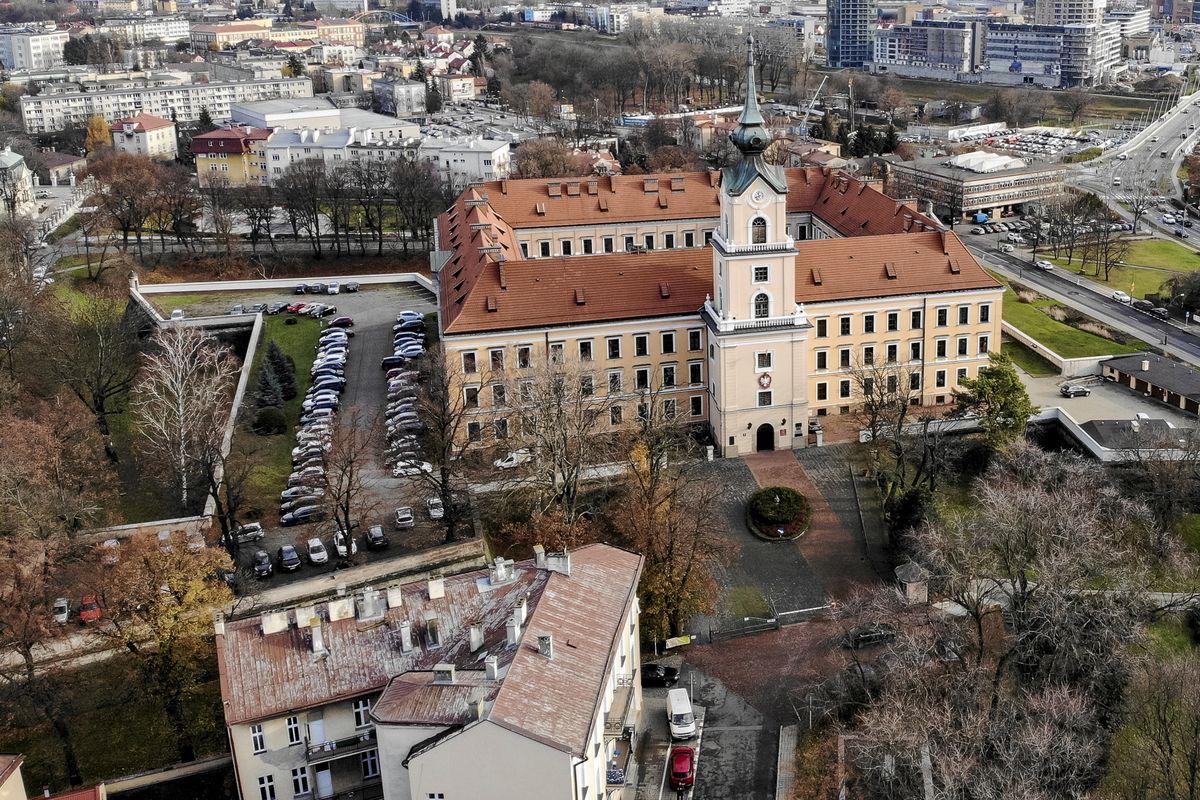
top-left (704, 37), bottom-right (812, 455)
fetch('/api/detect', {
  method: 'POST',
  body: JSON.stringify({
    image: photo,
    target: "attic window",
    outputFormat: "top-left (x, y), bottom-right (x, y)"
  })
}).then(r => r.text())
top-left (671, 176), bottom-right (684, 192)
top-left (884, 263), bottom-right (897, 280)
top-left (949, 260), bottom-right (961, 275)
top-left (486, 296), bottom-right (498, 312)
top-left (547, 182), bottom-right (562, 197)
top-left (659, 282), bottom-right (670, 298)
top-left (566, 182), bottom-right (580, 197)
top-left (644, 178), bottom-right (658, 193)
top-left (598, 198), bottom-right (608, 212)
top-left (574, 289), bottom-right (586, 305)
top-left (535, 202), bottom-right (546, 216)
top-left (811, 268), bottom-right (822, 285)
top-left (586, 180), bottom-right (598, 195)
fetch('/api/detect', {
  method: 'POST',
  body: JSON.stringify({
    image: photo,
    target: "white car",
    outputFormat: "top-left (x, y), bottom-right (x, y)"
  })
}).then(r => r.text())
top-left (391, 460), bottom-right (433, 478)
top-left (426, 497), bottom-right (445, 520)
top-left (52, 597), bottom-right (70, 625)
top-left (493, 449), bottom-right (532, 470)
top-left (334, 528), bottom-right (357, 558)
top-left (1034, 260), bottom-right (1054, 271)
top-left (307, 537), bottom-right (329, 565)
top-left (327, 281), bottom-right (340, 295)
top-left (997, 243), bottom-right (1015, 253)
top-left (1112, 290), bottom-right (1132, 303)
top-left (394, 506), bottom-right (416, 529)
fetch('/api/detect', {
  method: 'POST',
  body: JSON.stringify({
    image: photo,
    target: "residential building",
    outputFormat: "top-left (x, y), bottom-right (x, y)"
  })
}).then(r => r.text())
top-left (98, 16), bottom-right (191, 45)
top-left (297, 18), bottom-right (366, 47)
top-left (190, 18), bottom-right (365, 51)
top-left (261, 126), bottom-right (417, 182)
top-left (193, 125), bottom-right (272, 187)
top-left (422, 25), bottom-right (456, 45)
top-left (1034, 0), bottom-right (1105, 24)
top-left (217, 545), bottom-right (644, 800)
top-left (0, 25), bottom-right (69, 71)
top-left (421, 0), bottom-right (460, 19)
top-left (20, 77), bottom-right (313, 133)
top-left (189, 18), bottom-right (274, 51)
top-left (0, 147), bottom-right (35, 217)
top-left (38, 150), bottom-right (87, 184)
top-left (436, 72), bottom-right (476, 103)
top-left (1105, 6), bottom-right (1151, 35)
top-left (887, 151), bottom-right (1067, 220)
top-left (871, 19), bottom-right (985, 79)
top-left (432, 46), bottom-right (1003, 456)
top-left (231, 99), bottom-right (419, 138)
top-left (1103, 353), bottom-right (1200, 417)
top-left (110, 112), bottom-right (178, 160)
top-left (827, 0), bottom-right (878, 67)
top-left (373, 78), bottom-right (427, 117)
top-left (419, 136), bottom-right (511, 187)
top-left (982, 22), bottom-right (1118, 87)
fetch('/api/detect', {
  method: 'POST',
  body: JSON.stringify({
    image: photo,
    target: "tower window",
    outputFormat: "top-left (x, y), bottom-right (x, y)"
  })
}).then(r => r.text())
top-left (751, 216), bottom-right (767, 244)
top-left (753, 293), bottom-right (769, 319)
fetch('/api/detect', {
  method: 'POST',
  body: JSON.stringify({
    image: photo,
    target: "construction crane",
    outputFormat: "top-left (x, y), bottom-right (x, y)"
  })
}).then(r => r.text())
top-left (797, 75), bottom-right (828, 138)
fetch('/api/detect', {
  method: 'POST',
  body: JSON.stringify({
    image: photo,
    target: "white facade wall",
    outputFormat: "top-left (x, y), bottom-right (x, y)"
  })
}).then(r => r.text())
top-left (0, 29), bottom-right (68, 71)
top-left (112, 123), bottom-right (178, 159)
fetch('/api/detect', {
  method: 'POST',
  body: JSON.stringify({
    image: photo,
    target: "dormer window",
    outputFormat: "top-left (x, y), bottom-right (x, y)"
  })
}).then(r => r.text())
top-left (753, 293), bottom-right (769, 319)
top-left (751, 217), bottom-right (767, 244)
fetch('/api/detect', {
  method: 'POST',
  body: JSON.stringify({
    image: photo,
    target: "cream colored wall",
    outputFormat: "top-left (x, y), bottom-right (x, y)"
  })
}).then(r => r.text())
top-left (0, 764), bottom-right (25, 800)
top-left (408, 721), bottom-right (575, 800)
top-left (710, 326), bottom-right (811, 455)
top-left (517, 217), bottom-right (714, 257)
top-left (377, 724), bottom-right (449, 800)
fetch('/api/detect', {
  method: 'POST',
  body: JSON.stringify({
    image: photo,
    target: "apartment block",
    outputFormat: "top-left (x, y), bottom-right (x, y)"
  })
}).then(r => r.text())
top-left (827, 0), bottom-right (878, 67)
top-left (372, 78), bottom-right (426, 118)
top-left (217, 545), bottom-right (644, 800)
top-left (0, 26), bottom-right (69, 71)
top-left (871, 19), bottom-right (985, 79)
top-left (98, 16), bottom-right (191, 45)
top-left (419, 136), bottom-right (511, 188)
top-left (193, 125), bottom-right (272, 187)
top-left (983, 22), bottom-right (1118, 87)
top-left (19, 77), bottom-right (313, 133)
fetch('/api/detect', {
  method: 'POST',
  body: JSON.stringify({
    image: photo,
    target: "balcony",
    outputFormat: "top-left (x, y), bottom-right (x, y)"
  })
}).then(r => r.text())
top-left (294, 779), bottom-right (384, 800)
top-left (702, 301), bottom-right (811, 335)
top-left (606, 727), bottom-right (639, 793)
top-left (604, 672), bottom-right (636, 738)
top-left (304, 729), bottom-right (377, 763)
top-left (711, 230), bottom-right (796, 256)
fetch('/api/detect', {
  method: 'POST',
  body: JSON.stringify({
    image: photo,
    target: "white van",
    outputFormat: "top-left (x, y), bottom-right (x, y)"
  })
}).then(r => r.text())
top-left (667, 688), bottom-right (696, 740)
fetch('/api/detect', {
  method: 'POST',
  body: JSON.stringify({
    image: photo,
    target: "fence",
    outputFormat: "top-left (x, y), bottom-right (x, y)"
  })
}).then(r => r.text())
top-left (1001, 321), bottom-right (1109, 377)
top-left (705, 604), bottom-right (831, 642)
top-left (134, 272), bottom-right (437, 298)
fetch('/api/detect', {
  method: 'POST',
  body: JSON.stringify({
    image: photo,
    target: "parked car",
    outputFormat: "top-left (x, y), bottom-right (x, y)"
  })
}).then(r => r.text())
top-left (391, 460), bottom-right (433, 478)
top-left (329, 316), bottom-right (354, 328)
top-left (1151, 306), bottom-right (1171, 319)
top-left (397, 310), bottom-right (423, 322)
top-left (426, 497), bottom-right (445, 520)
top-left (641, 663), bottom-right (680, 687)
top-left (1132, 299), bottom-right (1154, 312)
top-left (307, 537), bottom-right (329, 565)
top-left (1059, 383), bottom-right (1091, 398)
top-left (267, 303), bottom-right (288, 315)
top-left (381, 355), bottom-right (408, 370)
top-left (365, 525), bottom-right (390, 550)
top-left (229, 304), bottom-right (245, 315)
top-left (309, 283), bottom-right (327, 294)
top-left (326, 281), bottom-right (340, 295)
top-left (293, 284), bottom-right (308, 295)
top-left (281, 505), bottom-right (325, 526)
top-left (668, 747), bottom-right (696, 790)
top-left (494, 449), bottom-right (532, 470)
top-left (394, 506), bottom-right (416, 529)
top-left (278, 545), bottom-right (302, 572)
top-left (52, 597), bottom-right (70, 625)
top-left (249, 303), bottom-right (269, 314)
top-left (79, 595), bottom-right (103, 623)
top-left (235, 522), bottom-right (265, 543)
top-left (1034, 260), bottom-right (1054, 271)
top-left (997, 243), bottom-right (1015, 253)
top-left (253, 550), bottom-right (274, 578)
top-left (343, 282), bottom-right (360, 293)
top-left (334, 528), bottom-right (357, 558)
top-left (1112, 290), bottom-right (1132, 303)
top-left (842, 622), bottom-right (897, 649)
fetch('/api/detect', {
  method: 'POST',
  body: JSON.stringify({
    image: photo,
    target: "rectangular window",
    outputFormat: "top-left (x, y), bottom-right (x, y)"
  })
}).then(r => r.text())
top-left (582, 238), bottom-right (593, 254)
top-left (467, 421), bottom-right (481, 442)
top-left (957, 337), bottom-right (968, 357)
top-left (286, 716), bottom-right (301, 745)
top-left (637, 402), bottom-right (649, 420)
top-left (661, 332), bottom-right (675, 354)
top-left (684, 231), bottom-right (695, 247)
top-left (757, 390), bottom-right (772, 407)
top-left (690, 395), bottom-right (703, 416)
top-left (756, 352), bottom-right (772, 370)
top-left (353, 698), bottom-right (372, 728)
top-left (635, 367), bottom-right (650, 390)
top-left (461, 351), bottom-right (477, 374)
top-left (839, 316), bottom-right (851, 336)
top-left (980, 304), bottom-right (991, 323)
top-left (517, 346), bottom-right (531, 369)
top-left (539, 240), bottom-right (550, 258)
top-left (608, 370), bottom-right (623, 392)
top-left (361, 750), bottom-right (380, 780)
top-left (258, 775), bottom-right (275, 800)
top-left (887, 312), bottom-right (899, 332)
top-left (816, 382), bottom-right (828, 401)
top-left (910, 371), bottom-right (921, 390)
top-left (688, 362), bottom-right (702, 384)
top-left (839, 380), bottom-right (851, 399)
top-left (753, 265), bottom-right (769, 282)
top-left (863, 314), bottom-right (875, 334)
top-left (663, 398), bottom-right (677, 417)
top-left (610, 405), bottom-right (622, 425)
top-left (936, 370), bottom-right (947, 388)
top-left (519, 242), bottom-right (529, 258)
top-left (816, 318), bottom-right (828, 338)
top-left (549, 342), bottom-right (564, 363)
top-left (863, 377), bottom-right (874, 396)
top-left (957, 367), bottom-right (968, 384)
top-left (887, 374), bottom-right (898, 393)
top-left (704, 230), bottom-right (714, 245)
top-left (958, 306), bottom-right (969, 325)
top-left (665, 233), bottom-right (675, 249)
top-left (624, 235), bottom-right (635, 251)
top-left (292, 767), bottom-right (310, 797)
top-left (863, 345), bottom-right (874, 365)
top-left (492, 384), bottom-right (507, 406)
top-left (910, 342), bottom-right (922, 361)
top-left (561, 240), bottom-right (572, 256)
top-left (979, 335), bottom-right (990, 354)
top-left (936, 308), bottom-right (948, 327)
top-left (603, 236), bottom-right (614, 253)
top-left (911, 310), bottom-right (923, 329)
top-left (607, 337), bottom-right (621, 359)
top-left (688, 329), bottom-right (701, 351)
top-left (644, 234), bottom-right (654, 250)
top-left (464, 386), bottom-right (479, 408)
top-left (251, 724), bottom-right (265, 754)
top-left (839, 349), bottom-right (851, 369)
top-left (489, 349), bottom-right (504, 370)
top-left (494, 418), bottom-right (509, 438)
top-left (886, 344), bottom-right (898, 363)
top-left (662, 365), bottom-right (676, 387)
top-left (520, 381), bottom-right (534, 403)
top-left (580, 374), bottom-right (594, 396)
top-left (634, 335), bottom-right (648, 357)
top-left (936, 340), bottom-right (947, 359)
top-left (579, 340), bottom-right (593, 362)
top-left (816, 351), bottom-right (827, 370)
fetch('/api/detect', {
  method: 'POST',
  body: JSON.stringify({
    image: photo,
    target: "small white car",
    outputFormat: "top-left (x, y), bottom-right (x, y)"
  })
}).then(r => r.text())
top-left (1034, 260), bottom-right (1054, 271)
top-left (334, 528), bottom-right (357, 558)
top-left (392, 460), bottom-right (433, 478)
top-left (1112, 290), bottom-right (1132, 303)
top-left (326, 281), bottom-right (340, 295)
top-left (307, 537), bottom-right (329, 565)
top-left (493, 449), bottom-right (533, 470)
top-left (997, 243), bottom-right (1015, 253)
top-left (394, 506), bottom-right (416, 529)
top-left (426, 497), bottom-right (445, 520)
top-left (52, 597), bottom-right (70, 625)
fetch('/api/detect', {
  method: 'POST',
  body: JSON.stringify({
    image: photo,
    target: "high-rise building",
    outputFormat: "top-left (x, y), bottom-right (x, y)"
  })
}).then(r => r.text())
top-left (871, 19), bottom-right (985, 80)
top-left (827, 0), bottom-right (878, 67)
top-left (1034, 0), bottom-right (1106, 25)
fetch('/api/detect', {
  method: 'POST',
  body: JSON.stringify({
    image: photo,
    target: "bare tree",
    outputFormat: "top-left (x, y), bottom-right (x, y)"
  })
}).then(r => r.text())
top-left (0, 216), bottom-right (47, 283)
top-left (1061, 87), bottom-right (1094, 125)
top-left (131, 325), bottom-right (239, 511)
top-left (201, 175), bottom-right (236, 263)
top-left (1127, 180), bottom-right (1156, 234)
top-left (76, 209), bottom-right (116, 283)
top-left (321, 405), bottom-right (380, 545)
top-left (234, 184), bottom-right (278, 256)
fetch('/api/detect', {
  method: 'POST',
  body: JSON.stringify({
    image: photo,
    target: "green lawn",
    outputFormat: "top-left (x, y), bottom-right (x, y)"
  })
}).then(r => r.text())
top-left (726, 585), bottom-right (771, 619)
top-left (1001, 288), bottom-right (1144, 358)
top-left (1051, 239), bottom-right (1200, 299)
top-left (237, 315), bottom-right (322, 517)
top-left (1122, 239), bottom-right (1200, 272)
top-left (1145, 614), bottom-right (1196, 656)
top-left (1002, 339), bottom-right (1058, 376)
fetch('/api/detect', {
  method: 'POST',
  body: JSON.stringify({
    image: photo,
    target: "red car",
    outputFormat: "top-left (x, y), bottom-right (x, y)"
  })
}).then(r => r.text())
top-left (669, 746), bottom-right (695, 790)
top-left (286, 302), bottom-right (307, 314)
top-left (78, 595), bottom-right (102, 623)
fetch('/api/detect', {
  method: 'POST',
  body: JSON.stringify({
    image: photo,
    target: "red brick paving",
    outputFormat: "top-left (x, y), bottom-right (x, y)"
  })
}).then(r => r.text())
top-left (744, 451), bottom-right (880, 603)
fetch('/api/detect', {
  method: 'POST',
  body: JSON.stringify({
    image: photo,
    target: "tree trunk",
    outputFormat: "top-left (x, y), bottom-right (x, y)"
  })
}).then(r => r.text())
top-left (50, 711), bottom-right (84, 786)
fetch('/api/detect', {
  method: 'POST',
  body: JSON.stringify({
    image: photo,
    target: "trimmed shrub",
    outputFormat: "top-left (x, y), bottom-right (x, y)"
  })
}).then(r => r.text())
top-left (747, 486), bottom-right (811, 539)
top-left (254, 367), bottom-right (283, 409)
top-left (251, 406), bottom-right (287, 435)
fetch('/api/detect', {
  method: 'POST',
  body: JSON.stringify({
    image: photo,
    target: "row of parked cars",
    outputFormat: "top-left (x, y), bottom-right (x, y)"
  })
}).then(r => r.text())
top-left (294, 281), bottom-right (360, 295)
top-left (382, 310), bottom-right (432, 478)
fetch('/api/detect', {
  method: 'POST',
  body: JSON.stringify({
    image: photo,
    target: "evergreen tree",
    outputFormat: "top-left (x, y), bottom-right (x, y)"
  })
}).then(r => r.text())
top-left (265, 341), bottom-right (297, 400)
top-left (197, 106), bottom-right (215, 133)
top-left (426, 85), bottom-right (443, 114)
top-left (254, 367), bottom-right (283, 409)
top-left (836, 122), bottom-right (850, 147)
top-left (883, 122), bottom-right (899, 153)
top-left (285, 54), bottom-right (305, 78)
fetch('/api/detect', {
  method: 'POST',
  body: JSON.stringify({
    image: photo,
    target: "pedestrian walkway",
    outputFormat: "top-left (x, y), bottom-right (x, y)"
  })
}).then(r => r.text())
top-left (743, 451), bottom-right (882, 602)
top-left (775, 725), bottom-right (798, 800)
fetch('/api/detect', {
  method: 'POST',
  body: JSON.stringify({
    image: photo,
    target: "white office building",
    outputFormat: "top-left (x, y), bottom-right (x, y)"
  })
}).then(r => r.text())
top-left (19, 77), bottom-right (313, 133)
top-left (261, 126), bottom-right (418, 180)
top-left (98, 16), bottom-right (191, 45)
top-left (231, 98), bottom-right (418, 138)
top-left (419, 136), bottom-right (511, 188)
top-left (0, 26), bottom-right (69, 71)
top-left (872, 19), bottom-right (985, 80)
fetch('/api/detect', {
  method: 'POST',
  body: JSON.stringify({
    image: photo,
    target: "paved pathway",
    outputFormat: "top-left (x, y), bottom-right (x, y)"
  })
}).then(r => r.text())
top-left (743, 450), bottom-right (883, 603)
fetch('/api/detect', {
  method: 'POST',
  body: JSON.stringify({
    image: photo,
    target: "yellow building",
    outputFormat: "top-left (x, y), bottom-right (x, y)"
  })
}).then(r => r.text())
top-left (192, 125), bottom-right (272, 187)
top-left (433, 45), bottom-right (1003, 457)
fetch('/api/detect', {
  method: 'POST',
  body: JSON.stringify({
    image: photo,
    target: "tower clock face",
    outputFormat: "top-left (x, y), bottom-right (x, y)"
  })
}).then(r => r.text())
top-left (751, 189), bottom-right (766, 205)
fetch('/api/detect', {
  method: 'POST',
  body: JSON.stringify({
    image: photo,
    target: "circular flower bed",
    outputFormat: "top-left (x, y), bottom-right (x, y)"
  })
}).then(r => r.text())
top-left (746, 486), bottom-right (812, 541)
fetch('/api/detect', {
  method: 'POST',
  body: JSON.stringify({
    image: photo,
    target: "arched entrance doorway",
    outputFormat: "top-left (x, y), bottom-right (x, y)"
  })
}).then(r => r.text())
top-left (755, 423), bottom-right (775, 452)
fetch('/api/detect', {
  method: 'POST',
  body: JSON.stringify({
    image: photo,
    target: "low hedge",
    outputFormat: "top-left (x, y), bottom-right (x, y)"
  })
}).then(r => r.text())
top-left (746, 486), bottom-right (812, 541)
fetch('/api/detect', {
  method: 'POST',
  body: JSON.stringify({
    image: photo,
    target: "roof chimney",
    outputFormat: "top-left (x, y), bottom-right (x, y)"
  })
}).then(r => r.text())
top-left (386, 585), bottom-right (403, 608)
top-left (537, 634), bottom-right (553, 659)
top-left (310, 618), bottom-right (327, 655)
top-left (506, 615), bottom-right (520, 646)
top-left (432, 663), bottom-right (455, 684)
top-left (213, 612), bottom-right (225, 636)
top-left (1142, 359), bottom-right (1151, 372)
top-left (428, 575), bottom-right (445, 600)
top-left (545, 551), bottom-right (571, 576)
top-left (399, 619), bottom-right (414, 652)
top-left (470, 697), bottom-right (486, 719)
top-left (484, 655), bottom-right (499, 680)
top-left (294, 605), bottom-right (315, 627)
top-left (261, 610), bottom-right (289, 634)
top-left (514, 596), bottom-right (527, 627)
top-left (469, 621), bottom-right (484, 652)
top-left (357, 588), bottom-right (384, 622)
top-left (328, 597), bottom-right (354, 621)
top-left (533, 544), bottom-right (546, 569)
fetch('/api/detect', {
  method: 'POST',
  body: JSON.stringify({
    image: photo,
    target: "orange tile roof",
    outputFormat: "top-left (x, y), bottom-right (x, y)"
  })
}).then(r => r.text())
top-left (436, 168), bottom-right (959, 335)
top-left (110, 112), bottom-right (174, 133)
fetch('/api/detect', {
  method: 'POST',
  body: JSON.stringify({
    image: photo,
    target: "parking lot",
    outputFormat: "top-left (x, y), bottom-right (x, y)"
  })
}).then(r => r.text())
top-left (1025, 371), bottom-right (1197, 430)
top-left (152, 282), bottom-right (459, 589)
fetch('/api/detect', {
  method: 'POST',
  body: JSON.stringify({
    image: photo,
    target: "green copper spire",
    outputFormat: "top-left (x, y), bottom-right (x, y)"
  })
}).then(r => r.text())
top-left (731, 35), bottom-right (769, 155)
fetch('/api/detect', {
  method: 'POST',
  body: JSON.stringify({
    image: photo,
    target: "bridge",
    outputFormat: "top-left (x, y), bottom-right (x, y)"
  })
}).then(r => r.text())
top-left (351, 9), bottom-right (420, 27)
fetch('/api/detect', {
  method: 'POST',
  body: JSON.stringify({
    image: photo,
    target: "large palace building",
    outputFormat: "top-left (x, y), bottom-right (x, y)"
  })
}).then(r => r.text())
top-left (432, 45), bottom-right (1003, 457)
